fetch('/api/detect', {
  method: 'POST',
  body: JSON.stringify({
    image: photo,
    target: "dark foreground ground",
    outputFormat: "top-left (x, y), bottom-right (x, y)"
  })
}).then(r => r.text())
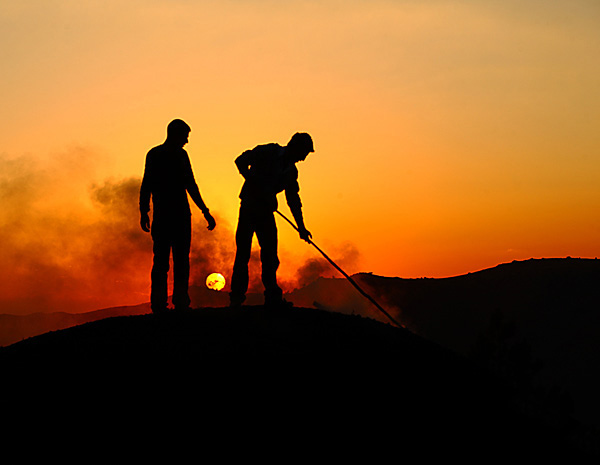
top-left (1, 306), bottom-right (596, 461)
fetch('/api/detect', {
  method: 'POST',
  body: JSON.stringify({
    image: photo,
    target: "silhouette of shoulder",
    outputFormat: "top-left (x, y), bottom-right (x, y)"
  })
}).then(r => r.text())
top-left (146, 143), bottom-right (188, 161)
top-left (240, 143), bottom-right (281, 163)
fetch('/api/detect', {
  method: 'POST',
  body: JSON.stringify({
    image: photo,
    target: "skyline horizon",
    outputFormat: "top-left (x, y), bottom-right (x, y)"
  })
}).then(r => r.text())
top-left (0, 255), bottom-right (596, 316)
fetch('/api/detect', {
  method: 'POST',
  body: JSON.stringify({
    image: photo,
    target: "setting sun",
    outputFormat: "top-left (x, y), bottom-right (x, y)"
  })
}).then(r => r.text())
top-left (206, 273), bottom-right (226, 291)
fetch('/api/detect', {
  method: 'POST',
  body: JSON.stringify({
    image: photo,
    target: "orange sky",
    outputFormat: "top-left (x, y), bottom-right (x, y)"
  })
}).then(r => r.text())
top-left (1, 1), bottom-right (599, 313)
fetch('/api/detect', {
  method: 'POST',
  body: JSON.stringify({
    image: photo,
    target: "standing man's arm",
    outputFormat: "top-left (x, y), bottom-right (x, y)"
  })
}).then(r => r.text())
top-left (139, 152), bottom-right (153, 232)
top-left (183, 154), bottom-right (216, 231)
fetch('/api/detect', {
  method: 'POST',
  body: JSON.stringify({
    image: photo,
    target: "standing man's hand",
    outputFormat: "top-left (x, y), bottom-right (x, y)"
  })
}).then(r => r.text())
top-left (141, 212), bottom-right (150, 232)
top-left (298, 227), bottom-right (312, 243)
top-left (204, 211), bottom-right (216, 231)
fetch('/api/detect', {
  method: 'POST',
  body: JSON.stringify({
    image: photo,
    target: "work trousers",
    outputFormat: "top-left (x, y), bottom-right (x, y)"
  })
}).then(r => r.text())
top-left (150, 216), bottom-right (192, 311)
top-left (230, 204), bottom-right (282, 304)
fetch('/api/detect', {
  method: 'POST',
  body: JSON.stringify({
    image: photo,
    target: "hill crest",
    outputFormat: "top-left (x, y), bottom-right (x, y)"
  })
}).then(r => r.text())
top-left (1, 303), bottom-right (594, 460)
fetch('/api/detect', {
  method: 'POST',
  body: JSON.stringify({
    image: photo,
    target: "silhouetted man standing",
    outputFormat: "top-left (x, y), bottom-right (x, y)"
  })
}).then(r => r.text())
top-left (140, 119), bottom-right (216, 313)
top-left (230, 132), bottom-right (314, 308)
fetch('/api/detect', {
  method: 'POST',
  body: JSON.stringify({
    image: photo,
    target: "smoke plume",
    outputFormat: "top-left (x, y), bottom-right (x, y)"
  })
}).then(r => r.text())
top-left (292, 242), bottom-right (360, 289)
top-left (0, 149), bottom-right (363, 315)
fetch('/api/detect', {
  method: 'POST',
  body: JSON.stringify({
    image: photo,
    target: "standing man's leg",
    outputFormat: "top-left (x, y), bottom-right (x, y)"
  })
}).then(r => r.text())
top-left (172, 217), bottom-right (192, 310)
top-left (255, 211), bottom-right (283, 306)
top-left (150, 229), bottom-right (171, 313)
top-left (230, 205), bottom-right (254, 307)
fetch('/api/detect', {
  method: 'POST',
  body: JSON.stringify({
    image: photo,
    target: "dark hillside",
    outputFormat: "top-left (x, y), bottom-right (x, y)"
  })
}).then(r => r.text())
top-left (1, 305), bottom-right (593, 460)
top-left (289, 258), bottom-right (600, 437)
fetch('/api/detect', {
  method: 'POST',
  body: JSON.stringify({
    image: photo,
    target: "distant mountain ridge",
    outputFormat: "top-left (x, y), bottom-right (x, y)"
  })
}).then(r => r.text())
top-left (288, 257), bottom-right (600, 431)
top-left (8, 257), bottom-right (596, 346)
top-left (0, 303), bottom-right (151, 347)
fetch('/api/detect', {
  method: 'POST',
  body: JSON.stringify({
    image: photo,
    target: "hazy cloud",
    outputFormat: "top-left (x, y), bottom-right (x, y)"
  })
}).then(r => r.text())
top-left (0, 149), bottom-right (361, 314)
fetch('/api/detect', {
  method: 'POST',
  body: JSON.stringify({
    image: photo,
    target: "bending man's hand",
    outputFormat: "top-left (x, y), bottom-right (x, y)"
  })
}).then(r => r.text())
top-left (298, 227), bottom-right (312, 243)
top-left (204, 211), bottom-right (216, 231)
top-left (140, 213), bottom-right (150, 232)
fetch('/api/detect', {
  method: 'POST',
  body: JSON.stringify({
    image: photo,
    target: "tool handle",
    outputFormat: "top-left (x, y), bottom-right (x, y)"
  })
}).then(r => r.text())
top-left (275, 210), bottom-right (402, 328)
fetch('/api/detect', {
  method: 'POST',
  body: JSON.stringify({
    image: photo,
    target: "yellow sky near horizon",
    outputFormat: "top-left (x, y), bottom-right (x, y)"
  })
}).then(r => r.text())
top-left (1, 0), bottom-right (599, 312)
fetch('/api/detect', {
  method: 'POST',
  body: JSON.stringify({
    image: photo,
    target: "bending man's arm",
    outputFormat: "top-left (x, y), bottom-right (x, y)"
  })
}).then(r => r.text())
top-left (235, 150), bottom-right (253, 179)
top-left (285, 183), bottom-right (312, 243)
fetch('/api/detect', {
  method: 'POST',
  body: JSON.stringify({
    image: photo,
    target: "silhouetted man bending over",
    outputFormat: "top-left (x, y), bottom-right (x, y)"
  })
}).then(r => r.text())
top-left (139, 119), bottom-right (216, 313)
top-left (230, 132), bottom-right (314, 308)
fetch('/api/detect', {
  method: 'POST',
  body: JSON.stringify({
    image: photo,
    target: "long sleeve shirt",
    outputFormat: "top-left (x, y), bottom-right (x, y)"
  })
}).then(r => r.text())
top-left (235, 143), bottom-right (303, 222)
top-left (139, 143), bottom-right (208, 220)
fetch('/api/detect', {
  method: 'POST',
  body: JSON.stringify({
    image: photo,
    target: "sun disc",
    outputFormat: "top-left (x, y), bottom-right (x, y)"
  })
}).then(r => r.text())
top-left (206, 272), bottom-right (226, 291)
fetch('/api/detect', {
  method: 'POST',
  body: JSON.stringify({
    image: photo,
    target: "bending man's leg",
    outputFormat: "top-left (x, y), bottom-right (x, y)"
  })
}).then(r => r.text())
top-left (255, 211), bottom-right (282, 306)
top-left (230, 206), bottom-right (254, 306)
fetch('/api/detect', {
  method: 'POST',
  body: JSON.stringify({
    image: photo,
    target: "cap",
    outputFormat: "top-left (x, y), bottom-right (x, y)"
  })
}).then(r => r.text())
top-left (288, 132), bottom-right (314, 153)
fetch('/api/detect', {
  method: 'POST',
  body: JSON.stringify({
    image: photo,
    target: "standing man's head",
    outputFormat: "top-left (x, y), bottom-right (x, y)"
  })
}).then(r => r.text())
top-left (286, 132), bottom-right (314, 162)
top-left (166, 119), bottom-right (191, 148)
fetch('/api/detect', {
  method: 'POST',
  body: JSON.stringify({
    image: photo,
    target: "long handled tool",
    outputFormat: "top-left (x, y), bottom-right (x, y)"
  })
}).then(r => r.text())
top-left (275, 210), bottom-right (403, 328)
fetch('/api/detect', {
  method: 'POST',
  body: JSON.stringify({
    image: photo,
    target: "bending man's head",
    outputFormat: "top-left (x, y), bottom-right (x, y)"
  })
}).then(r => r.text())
top-left (286, 132), bottom-right (314, 162)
